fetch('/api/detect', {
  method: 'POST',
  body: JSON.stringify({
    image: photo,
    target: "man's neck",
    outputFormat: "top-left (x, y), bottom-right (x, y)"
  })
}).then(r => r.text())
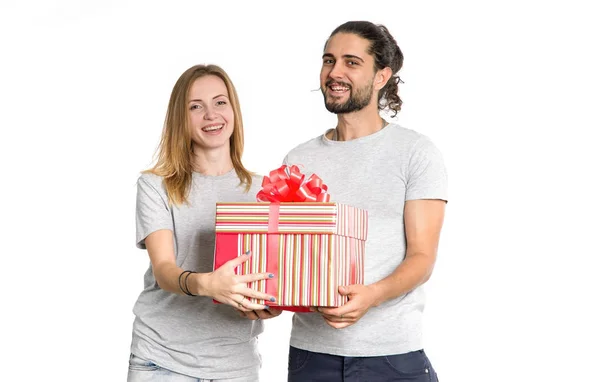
top-left (333, 106), bottom-right (387, 141)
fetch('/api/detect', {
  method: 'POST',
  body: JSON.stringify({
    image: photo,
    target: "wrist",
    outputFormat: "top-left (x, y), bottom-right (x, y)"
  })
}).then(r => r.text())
top-left (178, 270), bottom-right (197, 296)
top-left (367, 283), bottom-right (385, 307)
top-left (188, 272), bottom-right (210, 297)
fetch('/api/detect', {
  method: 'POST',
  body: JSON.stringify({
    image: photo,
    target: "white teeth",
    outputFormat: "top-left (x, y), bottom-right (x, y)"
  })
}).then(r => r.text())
top-left (331, 86), bottom-right (349, 91)
top-left (202, 124), bottom-right (223, 132)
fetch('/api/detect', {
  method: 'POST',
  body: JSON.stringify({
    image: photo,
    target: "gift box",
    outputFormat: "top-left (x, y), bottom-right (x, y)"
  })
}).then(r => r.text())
top-left (212, 165), bottom-right (368, 311)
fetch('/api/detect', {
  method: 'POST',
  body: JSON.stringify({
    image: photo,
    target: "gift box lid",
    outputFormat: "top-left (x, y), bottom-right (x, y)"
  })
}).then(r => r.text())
top-left (215, 202), bottom-right (367, 241)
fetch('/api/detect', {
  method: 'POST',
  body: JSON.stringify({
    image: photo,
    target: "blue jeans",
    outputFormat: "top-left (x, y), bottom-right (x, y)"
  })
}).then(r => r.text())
top-left (288, 346), bottom-right (438, 382)
top-left (127, 354), bottom-right (259, 382)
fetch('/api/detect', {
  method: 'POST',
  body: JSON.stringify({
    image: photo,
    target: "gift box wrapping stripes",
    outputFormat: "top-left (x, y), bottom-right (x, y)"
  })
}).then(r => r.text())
top-left (213, 202), bottom-right (368, 308)
top-left (215, 202), bottom-right (367, 240)
top-left (233, 232), bottom-right (365, 306)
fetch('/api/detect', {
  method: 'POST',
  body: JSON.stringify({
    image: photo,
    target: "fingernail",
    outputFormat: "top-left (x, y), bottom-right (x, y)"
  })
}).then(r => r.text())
top-left (245, 250), bottom-right (251, 256)
top-left (269, 297), bottom-right (276, 302)
top-left (268, 273), bottom-right (274, 278)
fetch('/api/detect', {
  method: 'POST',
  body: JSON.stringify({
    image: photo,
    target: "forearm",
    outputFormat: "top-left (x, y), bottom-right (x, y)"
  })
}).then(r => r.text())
top-left (153, 261), bottom-right (210, 297)
top-left (368, 199), bottom-right (446, 306)
top-left (145, 230), bottom-right (212, 296)
top-left (144, 231), bottom-right (271, 308)
top-left (369, 252), bottom-right (435, 306)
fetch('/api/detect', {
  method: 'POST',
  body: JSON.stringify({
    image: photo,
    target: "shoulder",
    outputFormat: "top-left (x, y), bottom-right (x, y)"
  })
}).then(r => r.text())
top-left (138, 172), bottom-right (163, 185)
top-left (250, 173), bottom-right (264, 183)
top-left (137, 172), bottom-right (164, 188)
top-left (284, 134), bottom-right (324, 160)
top-left (247, 173), bottom-right (264, 195)
top-left (387, 123), bottom-right (428, 144)
top-left (388, 124), bottom-right (442, 154)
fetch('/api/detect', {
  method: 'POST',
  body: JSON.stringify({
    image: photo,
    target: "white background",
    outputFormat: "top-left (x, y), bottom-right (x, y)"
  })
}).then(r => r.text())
top-left (1, 1), bottom-right (599, 381)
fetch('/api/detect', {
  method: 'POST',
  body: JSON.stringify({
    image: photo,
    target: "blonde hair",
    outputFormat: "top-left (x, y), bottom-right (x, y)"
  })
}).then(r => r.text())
top-left (146, 64), bottom-right (253, 205)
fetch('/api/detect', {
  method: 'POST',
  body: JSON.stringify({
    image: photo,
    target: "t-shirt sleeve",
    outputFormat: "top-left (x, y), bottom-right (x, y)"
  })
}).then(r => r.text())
top-left (405, 137), bottom-right (448, 202)
top-left (136, 175), bottom-right (173, 249)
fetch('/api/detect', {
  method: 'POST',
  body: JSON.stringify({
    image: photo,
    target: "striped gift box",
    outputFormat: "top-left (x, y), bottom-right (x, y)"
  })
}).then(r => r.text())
top-left (213, 202), bottom-right (368, 310)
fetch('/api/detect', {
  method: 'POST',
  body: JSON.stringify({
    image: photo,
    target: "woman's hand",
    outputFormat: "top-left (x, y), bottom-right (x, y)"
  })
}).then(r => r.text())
top-left (191, 251), bottom-right (277, 311)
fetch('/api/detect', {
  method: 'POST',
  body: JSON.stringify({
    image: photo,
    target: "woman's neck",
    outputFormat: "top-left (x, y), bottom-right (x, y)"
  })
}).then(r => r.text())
top-left (191, 145), bottom-right (233, 176)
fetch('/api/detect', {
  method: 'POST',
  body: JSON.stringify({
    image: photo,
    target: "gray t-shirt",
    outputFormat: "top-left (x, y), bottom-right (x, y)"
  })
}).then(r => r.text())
top-left (132, 170), bottom-right (264, 379)
top-left (284, 123), bottom-right (448, 356)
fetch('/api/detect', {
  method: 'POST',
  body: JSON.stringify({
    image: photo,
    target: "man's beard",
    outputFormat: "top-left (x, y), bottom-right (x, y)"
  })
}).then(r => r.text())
top-left (322, 80), bottom-right (374, 114)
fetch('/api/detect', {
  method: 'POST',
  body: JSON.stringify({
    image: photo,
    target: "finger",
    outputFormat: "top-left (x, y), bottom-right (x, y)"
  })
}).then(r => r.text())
top-left (254, 309), bottom-right (274, 319)
top-left (235, 308), bottom-right (249, 318)
top-left (238, 272), bottom-right (275, 284)
top-left (323, 316), bottom-right (352, 329)
top-left (226, 250), bottom-right (252, 268)
top-left (268, 309), bottom-right (284, 317)
top-left (321, 312), bottom-right (356, 321)
top-left (321, 314), bottom-right (337, 322)
top-left (238, 287), bottom-right (277, 304)
top-left (244, 302), bottom-right (271, 311)
top-left (321, 314), bottom-right (344, 322)
top-left (244, 311), bottom-right (260, 320)
top-left (236, 297), bottom-right (270, 312)
top-left (331, 321), bottom-right (352, 329)
top-left (338, 285), bottom-right (355, 295)
top-left (317, 306), bottom-right (347, 316)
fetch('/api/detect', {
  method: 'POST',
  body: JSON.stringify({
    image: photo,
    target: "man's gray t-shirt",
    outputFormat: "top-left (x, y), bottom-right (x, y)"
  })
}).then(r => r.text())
top-left (284, 123), bottom-right (448, 356)
top-left (132, 170), bottom-right (264, 379)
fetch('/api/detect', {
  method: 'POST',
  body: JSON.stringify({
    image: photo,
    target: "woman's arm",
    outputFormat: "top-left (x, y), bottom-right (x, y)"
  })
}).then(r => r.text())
top-left (145, 229), bottom-right (275, 311)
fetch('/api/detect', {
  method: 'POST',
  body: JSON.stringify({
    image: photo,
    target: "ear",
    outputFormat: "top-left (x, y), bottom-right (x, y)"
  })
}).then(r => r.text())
top-left (374, 67), bottom-right (393, 91)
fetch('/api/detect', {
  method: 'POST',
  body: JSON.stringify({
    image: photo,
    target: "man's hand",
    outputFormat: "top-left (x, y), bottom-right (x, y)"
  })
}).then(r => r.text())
top-left (237, 308), bottom-right (284, 320)
top-left (314, 284), bottom-right (379, 329)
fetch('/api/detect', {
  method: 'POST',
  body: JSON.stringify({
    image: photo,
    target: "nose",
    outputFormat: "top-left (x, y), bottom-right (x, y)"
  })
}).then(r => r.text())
top-left (329, 61), bottom-right (345, 80)
top-left (203, 106), bottom-right (217, 120)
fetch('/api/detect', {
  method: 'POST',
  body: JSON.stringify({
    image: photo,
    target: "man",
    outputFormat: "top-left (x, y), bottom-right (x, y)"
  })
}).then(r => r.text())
top-left (284, 21), bottom-right (447, 382)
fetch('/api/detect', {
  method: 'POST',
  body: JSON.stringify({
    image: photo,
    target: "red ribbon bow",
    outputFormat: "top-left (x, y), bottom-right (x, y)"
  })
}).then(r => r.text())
top-left (256, 165), bottom-right (330, 203)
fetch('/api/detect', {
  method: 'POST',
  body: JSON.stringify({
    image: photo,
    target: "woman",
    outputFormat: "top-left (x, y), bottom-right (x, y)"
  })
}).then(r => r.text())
top-left (128, 64), bottom-right (281, 381)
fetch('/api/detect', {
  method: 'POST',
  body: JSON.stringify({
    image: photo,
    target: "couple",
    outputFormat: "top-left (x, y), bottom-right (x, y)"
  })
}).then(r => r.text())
top-left (128, 21), bottom-right (447, 382)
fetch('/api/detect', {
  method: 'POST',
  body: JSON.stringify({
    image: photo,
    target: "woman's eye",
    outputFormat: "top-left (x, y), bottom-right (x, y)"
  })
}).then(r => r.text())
top-left (216, 100), bottom-right (227, 106)
top-left (190, 104), bottom-right (202, 110)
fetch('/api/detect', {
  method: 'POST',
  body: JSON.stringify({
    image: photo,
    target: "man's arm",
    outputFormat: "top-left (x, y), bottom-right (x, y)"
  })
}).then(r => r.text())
top-left (317, 199), bottom-right (446, 328)
top-left (370, 199), bottom-right (446, 304)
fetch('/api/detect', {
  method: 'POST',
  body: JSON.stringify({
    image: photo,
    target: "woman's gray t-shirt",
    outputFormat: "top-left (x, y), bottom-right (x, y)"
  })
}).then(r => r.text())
top-left (131, 170), bottom-right (264, 379)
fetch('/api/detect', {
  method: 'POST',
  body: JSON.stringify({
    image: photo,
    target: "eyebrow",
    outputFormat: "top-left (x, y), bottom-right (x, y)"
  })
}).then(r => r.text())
top-left (322, 53), bottom-right (365, 63)
top-left (188, 94), bottom-right (229, 103)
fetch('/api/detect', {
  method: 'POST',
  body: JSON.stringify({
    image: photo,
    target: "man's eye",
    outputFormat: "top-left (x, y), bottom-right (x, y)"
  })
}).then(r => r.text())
top-left (323, 59), bottom-right (334, 65)
top-left (348, 61), bottom-right (358, 66)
